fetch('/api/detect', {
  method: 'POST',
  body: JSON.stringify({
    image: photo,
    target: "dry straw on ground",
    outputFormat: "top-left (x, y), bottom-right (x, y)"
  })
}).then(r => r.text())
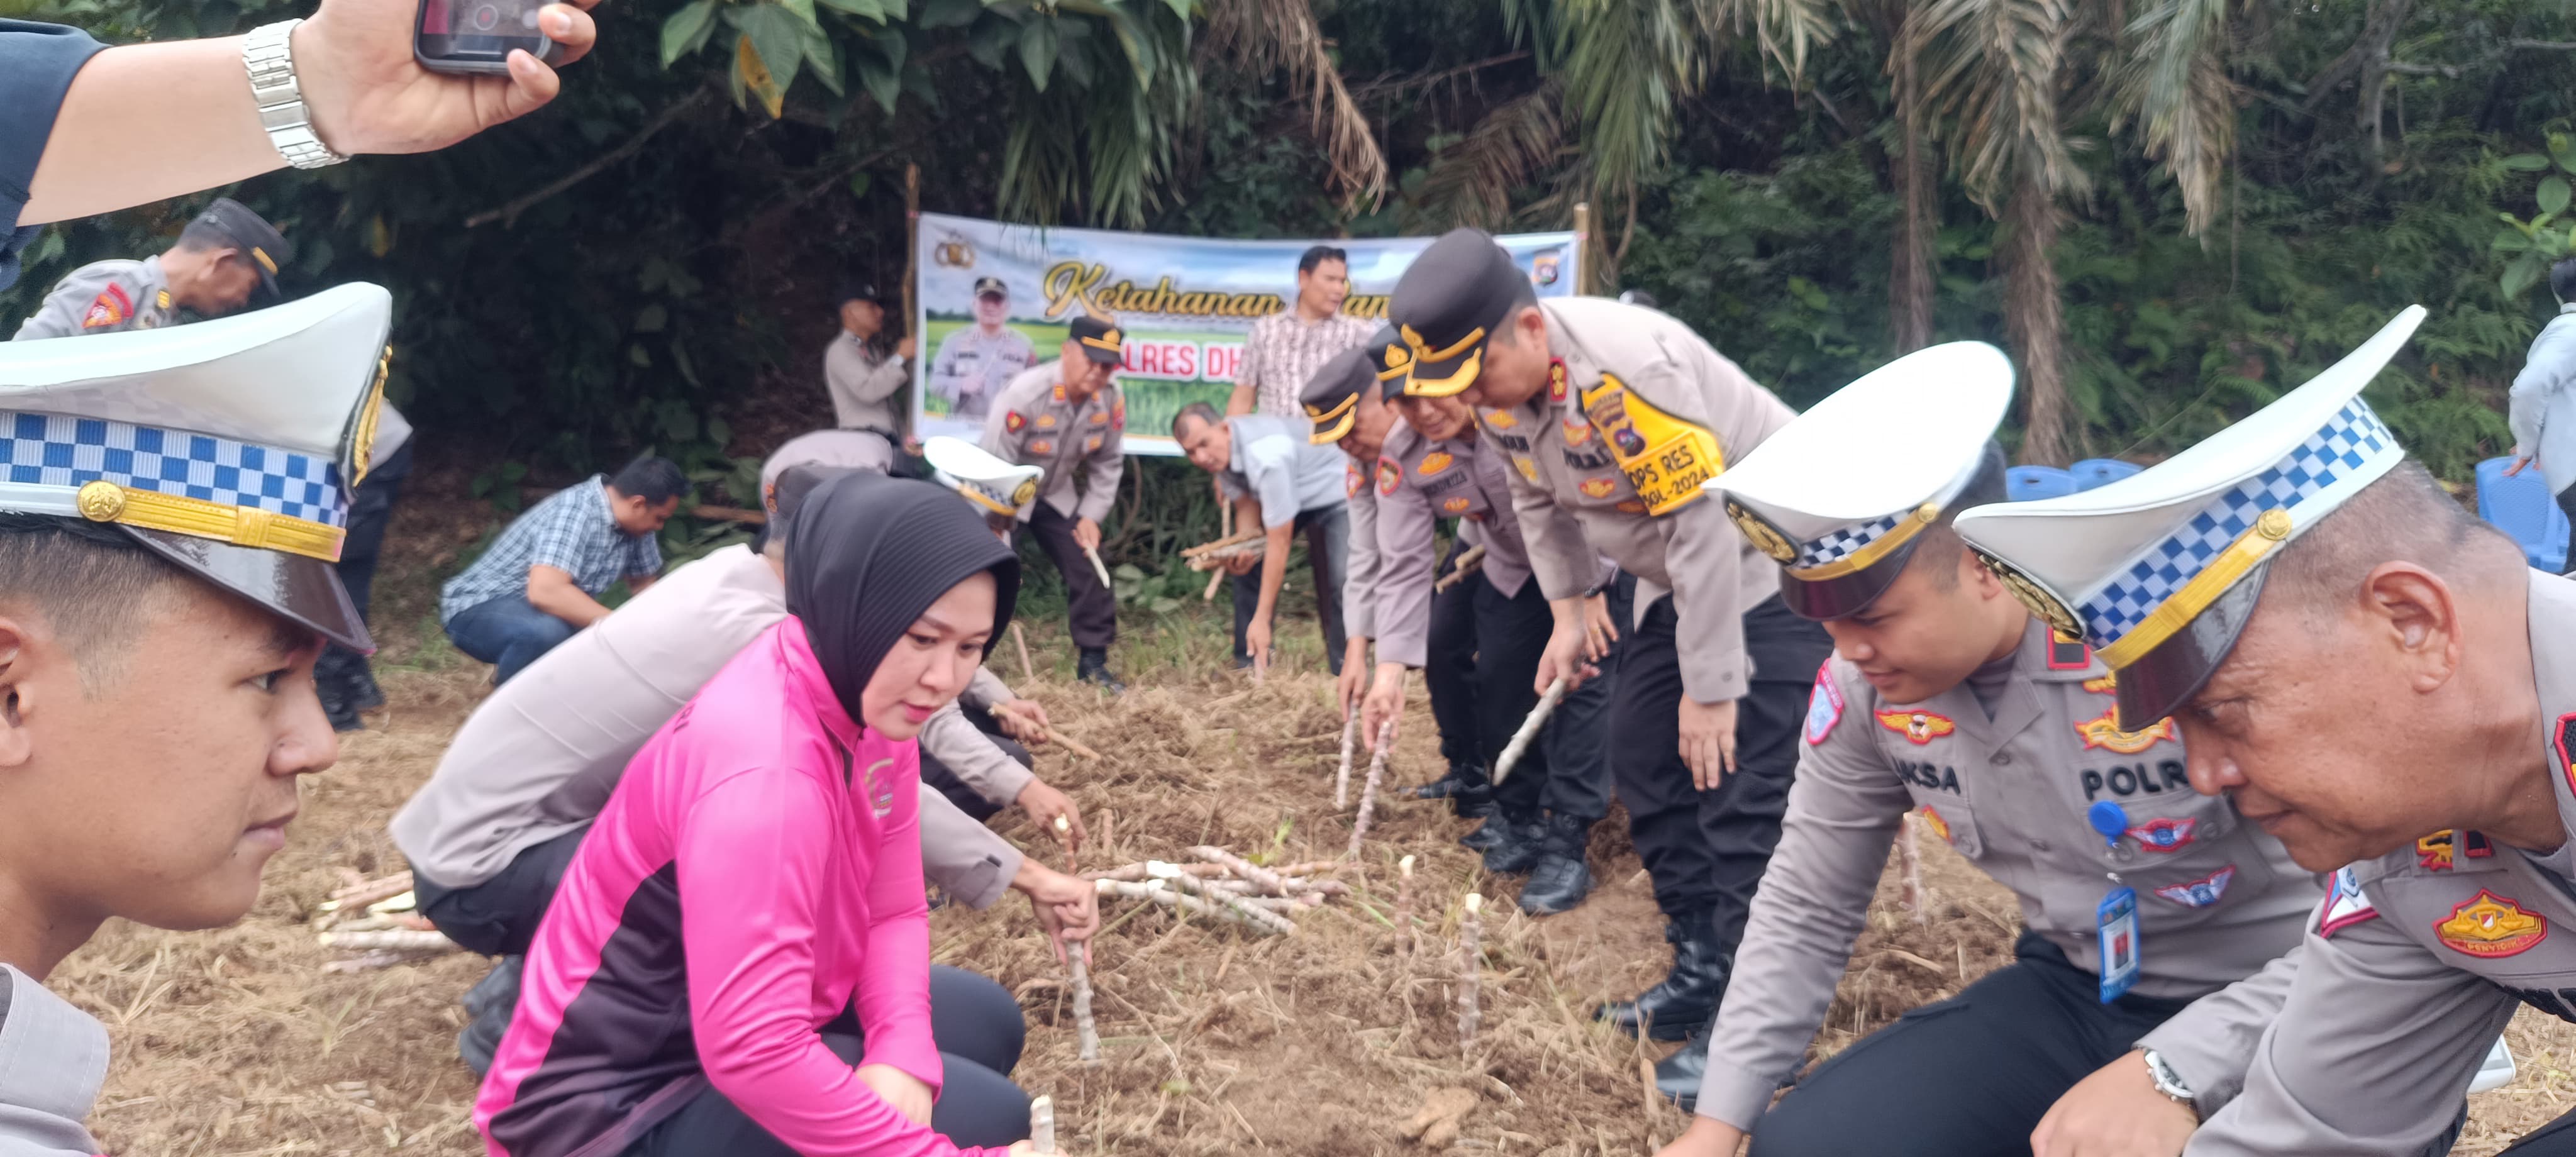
top-left (53, 622), bottom-right (2576, 1155)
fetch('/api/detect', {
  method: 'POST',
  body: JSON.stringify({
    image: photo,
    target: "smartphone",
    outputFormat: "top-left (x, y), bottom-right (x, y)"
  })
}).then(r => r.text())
top-left (414, 0), bottom-right (556, 75)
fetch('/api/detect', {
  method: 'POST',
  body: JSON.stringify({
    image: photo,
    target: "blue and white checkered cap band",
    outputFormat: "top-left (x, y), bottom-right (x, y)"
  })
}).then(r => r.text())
top-left (2077, 399), bottom-right (2394, 647)
top-left (0, 411), bottom-right (347, 528)
top-left (1796, 513), bottom-right (1906, 570)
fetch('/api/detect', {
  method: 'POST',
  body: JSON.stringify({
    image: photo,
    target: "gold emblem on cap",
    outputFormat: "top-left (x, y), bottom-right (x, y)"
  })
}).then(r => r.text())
top-left (1978, 549), bottom-right (2084, 641)
top-left (2255, 508), bottom-right (2292, 540)
top-left (1726, 501), bottom-right (1799, 563)
top-left (75, 480), bottom-right (126, 522)
top-left (1012, 477), bottom-right (1039, 507)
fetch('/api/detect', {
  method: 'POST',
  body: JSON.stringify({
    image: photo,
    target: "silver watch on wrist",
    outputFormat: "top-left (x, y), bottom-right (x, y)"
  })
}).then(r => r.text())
top-left (2142, 1049), bottom-right (2200, 1118)
top-left (243, 20), bottom-right (350, 170)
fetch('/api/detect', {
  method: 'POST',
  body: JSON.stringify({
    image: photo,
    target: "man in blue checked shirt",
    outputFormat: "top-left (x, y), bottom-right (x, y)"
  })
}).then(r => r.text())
top-left (440, 455), bottom-right (684, 685)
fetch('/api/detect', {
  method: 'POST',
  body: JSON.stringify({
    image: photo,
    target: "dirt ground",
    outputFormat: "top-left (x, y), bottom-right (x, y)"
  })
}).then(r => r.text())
top-left (48, 566), bottom-right (2576, 1155)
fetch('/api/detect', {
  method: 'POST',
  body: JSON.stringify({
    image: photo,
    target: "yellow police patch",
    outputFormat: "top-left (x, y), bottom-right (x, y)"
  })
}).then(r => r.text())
top-left (1377, 460), bottom-right (1402, 496)
top-left (1030, 439), bottom-right (1055, 455)
top-left (2072, 708), bottom-right (2175, 755)
top-left (1419, 451), bottom-right (1454, 477)
top-left (1579, 373), bottom-right (1721, 516)
top-left (1482, 409), bottom-right (1518, 430)
top-left (1512, 455), bottom-right (1538, 483)
top-left (1562, 416), bottom-right (1592, 445)
top-left (1035, 413), bottom-right (1058, 429)
top-left (2436, 890), bottom-right (2548, 958)
top-left (1579, 477), bottom-right (1618, 499)
top-left (1921, 806), bottom-right (1953, 845)
top-left (1442, 496), bottom-right (1471, 514)
top-left (2082, 675), bottom-right (2118, 695)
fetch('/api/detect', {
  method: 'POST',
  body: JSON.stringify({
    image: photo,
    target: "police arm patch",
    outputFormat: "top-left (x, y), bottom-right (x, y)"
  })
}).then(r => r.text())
top-left (2316, 866), bottom-right (2380, 938)
top-left (80, 283), bottom-right (133, 329)
top-left (1804, 660), bottom-right (1844, 745)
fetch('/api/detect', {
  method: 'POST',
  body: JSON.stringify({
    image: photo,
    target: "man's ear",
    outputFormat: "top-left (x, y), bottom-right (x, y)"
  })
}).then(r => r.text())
top-left (0, 618), bottom-right (36, 770)
top-left (1959, 544), bottom-right (2005, 599)
top-left (2359, 562), bottom-right (2462, 693)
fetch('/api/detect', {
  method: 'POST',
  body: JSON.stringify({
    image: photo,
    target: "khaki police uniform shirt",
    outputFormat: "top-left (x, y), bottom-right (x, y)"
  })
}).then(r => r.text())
top-left (1342, 455), bottom-right (1382, 642)
top-left (930, 324), bottom-right (1035, 422)
top-left (0, 965), bottom-right (109, 1156)
top-left (980, 362), bottom-right (1124, 524)
top-left (1374, 419), bottom-right (1542, 668)
top-left (1480, 296), bottom-right (1794, 704)
top-left (1697, 622), bottom-right (2323, 1131)
top-left (11, 257), bottom-right (175, 340)
top-left (823, 333), bottom-right (909, 435)
top-left (2185, 569), bottom-right (2576, 1156)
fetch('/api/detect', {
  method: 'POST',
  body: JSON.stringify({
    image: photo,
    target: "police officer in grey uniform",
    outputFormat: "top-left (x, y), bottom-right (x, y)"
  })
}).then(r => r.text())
top-left (1953, 306), bottom-right (2558, 1157)
top-left (1655, 343), bottom-right (2324, 1156)
top-left (11, 197), bottom-right (288, 340)
top-left (1391, 228), bottom-right (1832, 1041)
top-left (933, 275), bottom-right (1037, 423)
top-left (1304, 336), bottom-right (1506, 831)
top-left (981, 314), bottom-right (1127, 692)
top-left (1350, 365), bottom-right (1621, 914)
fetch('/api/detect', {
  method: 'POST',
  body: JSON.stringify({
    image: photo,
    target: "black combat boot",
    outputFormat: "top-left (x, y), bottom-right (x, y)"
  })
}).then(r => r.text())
top-left (1596, 907), bottom-right (1731, 1041)
top-left (1077, 647), bottom-right (1126, 694)
top-left (343, 655), bottom-right (386, 712)
top-left (1652, 1027), bottom-right (1712, 1111)
top-left (1409, 758), bottom-right (1485, 800)
top-left (1481, 809), bottom-right (1549, 874)
top-left (1517, 813), bottom-right (1597, 915)
top-left (458, 956), bottom-right (524, 1078)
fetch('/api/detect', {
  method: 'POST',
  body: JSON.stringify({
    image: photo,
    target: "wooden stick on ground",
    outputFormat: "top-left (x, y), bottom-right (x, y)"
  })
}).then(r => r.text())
top-left (1148, 862), bottom-right (1299, 934)
top-left (1491, 677), bottom-right (1568, 787)
top-left (1347, 719), bottom-right (1398, 857)
top-left (987, 701), bottom-right (1104, 761)
top-left (1395, 854), bottom-right (1418, 954)
top-left (1187, 846), bottom-right (1291, 895)
top-left (1011, 622), bottom-right (1037, 684)
top-left (1067, 944), bottom-right (1101, 1066)
top-left (1094, 879), bottom-right (1287, 935)
top-left (1030, 1095), bottom-right (1058, 1152)
top-left (1457, 893), bottom-right (1484, 1051)
top-left (1082, 545), bottom-right (1114, 589)
top-left (1433, 545), bottom-right (1487, 593)
top-left (1334, 712), bottom-right (1359, 807)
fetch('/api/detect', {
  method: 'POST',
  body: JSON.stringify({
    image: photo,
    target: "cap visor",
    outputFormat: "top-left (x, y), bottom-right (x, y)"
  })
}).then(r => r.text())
top-left (1080, 345), bottom-right (1122, 366)
top-left (1777, 542), bottom-right (1913, 621)
top-left (1404, 351), bottom-right (1477, 398)
top-left (2111, 563), bottom-right (2270, 732)
top-left (123, 526), bottom-right (372, 653)
top-left (1309, 407), bottom-right (1357, 444)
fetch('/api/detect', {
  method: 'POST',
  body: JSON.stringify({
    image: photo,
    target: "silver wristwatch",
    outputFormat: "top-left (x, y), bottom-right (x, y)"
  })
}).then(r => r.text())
top-left (243, 20), bottom-right (349, 170)
top-left (2142, 1049), bottom-right (2200, 1118)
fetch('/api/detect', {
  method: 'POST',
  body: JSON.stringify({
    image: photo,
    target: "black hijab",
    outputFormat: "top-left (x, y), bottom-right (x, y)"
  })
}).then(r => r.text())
top-left (783, 472), bottom-right (1021, 725)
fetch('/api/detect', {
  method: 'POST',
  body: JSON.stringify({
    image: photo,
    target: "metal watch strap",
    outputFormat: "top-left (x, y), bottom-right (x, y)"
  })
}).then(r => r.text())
top-left (2141, 1049), bottom-right (2201, 1119)
top-left (243, 20), bottom-right (348, 170)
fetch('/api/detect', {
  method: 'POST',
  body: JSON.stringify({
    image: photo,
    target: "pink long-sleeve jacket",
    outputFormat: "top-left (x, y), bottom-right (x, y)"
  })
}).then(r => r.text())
top-left (474, 618), bottom-right (996, 1157)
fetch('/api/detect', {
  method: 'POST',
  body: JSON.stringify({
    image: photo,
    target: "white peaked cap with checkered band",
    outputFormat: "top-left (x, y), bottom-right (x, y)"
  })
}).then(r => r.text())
top-left (1710, 341), bottom-right (2014, 621)
top-left (1953, 305), bottom-right (2425, 733)
top-left (0, 282), bottom-right (394, 652)
top-left (923, 436), bottom-right (1043, 520)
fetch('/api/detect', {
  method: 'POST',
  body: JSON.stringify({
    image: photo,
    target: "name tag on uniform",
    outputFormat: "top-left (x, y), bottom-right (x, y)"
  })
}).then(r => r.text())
top-left (2097, 885), bottom-right (2141, 1002)
top-left (1578, 374), bottom-right (1722, 516)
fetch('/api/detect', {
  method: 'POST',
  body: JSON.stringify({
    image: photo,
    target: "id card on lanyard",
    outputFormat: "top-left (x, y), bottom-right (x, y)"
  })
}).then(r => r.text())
top-left (2086, 801), bottom-right (2141, 1003)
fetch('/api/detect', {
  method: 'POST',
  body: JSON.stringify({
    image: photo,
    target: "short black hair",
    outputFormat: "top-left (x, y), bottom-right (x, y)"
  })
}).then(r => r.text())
top-left (2551, 257), bottom-right (2576, 303)
top-left (1909, 441), bottom-right (2011, 590)
top-left (1297, 245), bottom-right (1348, 275)
top-left (1171, 401), bottom-right (1223, 439)
top-left (2271, 460), bottom-right (2523, 617)
top-left (0, 516), bottom-right (187, 686)
top-left (609, 455), bottom-right (688, 506)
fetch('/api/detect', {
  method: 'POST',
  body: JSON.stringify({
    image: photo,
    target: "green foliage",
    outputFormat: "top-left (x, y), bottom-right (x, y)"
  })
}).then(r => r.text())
top-left (2495, 132), bottom-right (2576, 298)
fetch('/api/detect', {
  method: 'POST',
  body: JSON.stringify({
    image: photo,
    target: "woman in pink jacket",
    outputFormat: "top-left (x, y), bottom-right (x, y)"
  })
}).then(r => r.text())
top-left (474, 471), bottom-right (1039, 1157)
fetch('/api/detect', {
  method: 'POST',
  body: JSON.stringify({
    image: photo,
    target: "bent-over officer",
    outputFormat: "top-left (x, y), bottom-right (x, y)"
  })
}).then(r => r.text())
top-left (1391, 228), bottom-right (1831, 1043)
top-left (1306, 335), bottom-right (1499, 824)
top-left (980, 314), bottom-right (1127, 692)
top-left (1951, 307), bottom-right (2553, 1157)
top-left (1656, 343), bottom-right (2327, 1157)
top-left (1358, 367), bottom-right (1621, 915)
top-left (12, 197), bottom-right (289, 340)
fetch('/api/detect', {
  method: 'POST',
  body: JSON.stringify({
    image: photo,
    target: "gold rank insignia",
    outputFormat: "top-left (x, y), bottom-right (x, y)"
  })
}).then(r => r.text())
top-left (1978, 549), bottom-right (2084, 640)
top-left (1579, 477), bottom-right (1618, 499)
top-left (1726, 500), bottom-right (1799, 563)
top-left (1548, 358), bottom-right (1568, 404)
top-left (2082, 675), bottom-right (2118, 695)
top-left (1875, 710), bottom-right (1957, 745)
top-left (2436, 890), bottom-right (2548, 958)
top-left (1418, 451), bottom-right (1453, 476)
top-left (2072, 708), bottom-right (2175, 755)
top-left (1035, 413), bottom-right (1058, 429)
top-left (1482, 409), bottom-right (1518, 429)
top-left (1442, 496), bottom-right (1471, 514)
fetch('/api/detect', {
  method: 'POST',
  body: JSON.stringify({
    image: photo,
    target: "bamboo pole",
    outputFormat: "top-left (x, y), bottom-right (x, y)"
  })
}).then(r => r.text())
top-left (1348, 720), bottom-right (1398, 857)
top-left (1490, 678), bottom-right (1567, 787)
top-left (1457, 894), bottom-right (1484, 1051)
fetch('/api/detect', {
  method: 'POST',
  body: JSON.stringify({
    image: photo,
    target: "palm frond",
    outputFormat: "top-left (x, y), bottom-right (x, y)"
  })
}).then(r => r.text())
top-left (1692, 0), bottom-right (1840, 79)
top-left (2109, 0), bottom-right (2236, 236)
top-left (1202, 0), bottom-right (1389, 212)
top-left (1416, 82), bottom-right (1571, 229)
top-left (1909, 0), bottom-right (2085, 212)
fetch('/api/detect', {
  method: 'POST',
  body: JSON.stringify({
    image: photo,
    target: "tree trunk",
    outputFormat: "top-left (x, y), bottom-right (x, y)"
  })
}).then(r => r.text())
top-left (2002, 174), bottom-right (2071, 465)
top-left (1889, 33), bottom-right (1936, 355)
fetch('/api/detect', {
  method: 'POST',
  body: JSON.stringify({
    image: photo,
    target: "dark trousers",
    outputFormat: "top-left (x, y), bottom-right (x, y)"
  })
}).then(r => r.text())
top-left (1613, 593), bottom-right (1831, 934)
top-left (2507, 1108), bottom-right (2576, 1154)
top-left (1746, 933), bottom-right (2197, 1157)
top-left (1424, 545), bottom-right (1481, 770)
top-left (413, 825), bottom-right (590, 958)
top-left (1028, 502), bottom-right (1117, 650)
top-left (1231, 505), bottom-right (1348, 674)
top-left (317, 440), bottom-right (410, 678)
top-left (626, 966), bottom-right (1032, 1155)
top-left (2557, 483), bottom-right (2576, 576)
top-left (920, 709), bottom-right (1033, 822)
top-left (1476, 571), bottom-right (1615, 823)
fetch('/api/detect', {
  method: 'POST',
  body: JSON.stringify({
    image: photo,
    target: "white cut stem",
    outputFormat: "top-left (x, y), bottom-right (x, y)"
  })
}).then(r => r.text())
top-left (1434, 545), bottom-right (1487, 593)
top-left (1203, 504), bottom-right (1235, 601)
top-left (318, 872), bottom-right (414, 912)
top-left (1491, 678), bottom-right (1567, 787)
top-left (1335, 712), bottom-right (1359, 807)
top-left (1458, 894), bottom-right (1484, 1051)
top-left (1083, 545), bottom-right (1114, 589)
top-left (1898, 816), bottom-right (1927, 924)
top-left (1067, 944), bottom-right (1101, 1066)
top-left (1012, 622), bottom-right (1036, 684)
top-left (1348, 720), bottom-right (1398, 858)
top-left (1151, 866), bottom-right (1301, 934)
top-left (1189, 846), bottom-right (1292, 896)
top-left (1031, 1095), bottom-right (1058, 1152)
top-left (1094, 880), bottom-right (1286, 935)
top-left (1396, 855), bottom-right (1418, 954)
top-left (318, 929), bottom-right (460, 953)
top-left (1179, 527), bottom-right (1259, 558)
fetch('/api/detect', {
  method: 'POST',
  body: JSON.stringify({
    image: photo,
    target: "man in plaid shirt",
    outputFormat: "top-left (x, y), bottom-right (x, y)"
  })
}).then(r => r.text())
top-left (1227, 245), bottom-right (1375, 428)
top-left (440, 455), bottom-right (684, 685)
